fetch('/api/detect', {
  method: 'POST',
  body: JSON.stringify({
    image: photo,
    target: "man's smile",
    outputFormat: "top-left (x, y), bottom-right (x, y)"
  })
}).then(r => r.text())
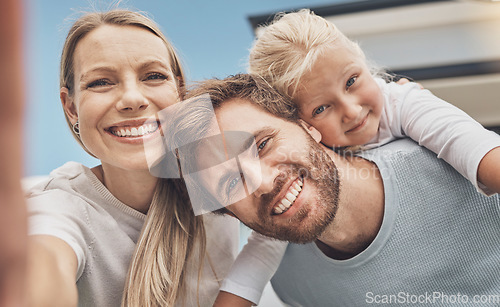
top-left (272, 176), bottom-right (303, 215)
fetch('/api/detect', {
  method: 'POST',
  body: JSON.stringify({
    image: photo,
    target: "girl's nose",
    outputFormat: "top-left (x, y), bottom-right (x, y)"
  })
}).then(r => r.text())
top-left (341, 99), bottom-right (362, 123)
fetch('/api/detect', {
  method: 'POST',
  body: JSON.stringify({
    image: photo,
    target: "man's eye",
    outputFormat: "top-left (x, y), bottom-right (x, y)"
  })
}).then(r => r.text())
top-left (87, 79), bottom-right (111, 88)
top-left (257, 138), bottom-right (269, 152)
top-left (313, 105), bottom-right (327, 117)
top-left (346, 76), bottom-right (357, 90)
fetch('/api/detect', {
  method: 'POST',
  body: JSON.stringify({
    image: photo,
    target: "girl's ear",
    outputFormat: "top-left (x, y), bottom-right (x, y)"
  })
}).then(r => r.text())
top-left (299, 119), bottom-right (322, 143)
top-left (60, 87), bottom-right (78, 125)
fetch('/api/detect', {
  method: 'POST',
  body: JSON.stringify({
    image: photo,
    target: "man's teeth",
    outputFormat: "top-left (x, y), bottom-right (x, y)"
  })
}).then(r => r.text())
top-left (273, 178), bottom-right (303, 215)
top-left (111, 123), bottom-right (158, 137)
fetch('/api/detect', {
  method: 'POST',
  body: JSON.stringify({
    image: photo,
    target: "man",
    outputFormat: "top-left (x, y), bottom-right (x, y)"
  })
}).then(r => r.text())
top-left (173, 74), bottom-right (500, 306)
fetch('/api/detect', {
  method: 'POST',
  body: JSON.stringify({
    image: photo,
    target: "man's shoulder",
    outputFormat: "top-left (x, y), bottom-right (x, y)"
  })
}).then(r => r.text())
top-left (358, 138), bottom-right (422, 161)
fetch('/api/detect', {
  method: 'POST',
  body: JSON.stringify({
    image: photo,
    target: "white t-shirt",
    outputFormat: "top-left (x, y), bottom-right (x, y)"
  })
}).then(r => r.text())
top-left (27, 161), bottom-right (240, 306)
top-left (220, 79), bottom-right (500, 305)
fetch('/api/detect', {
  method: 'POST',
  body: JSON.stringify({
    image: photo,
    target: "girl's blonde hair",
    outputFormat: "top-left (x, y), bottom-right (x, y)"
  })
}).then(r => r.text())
top-left (60, 10), bottom-right (206, 306)
top-left (248, 9), bottom-right (367, 100)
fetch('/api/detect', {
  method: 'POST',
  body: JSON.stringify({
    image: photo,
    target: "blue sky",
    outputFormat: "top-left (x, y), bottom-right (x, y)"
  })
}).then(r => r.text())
top-left (23, 0), bottom-right (348, 176)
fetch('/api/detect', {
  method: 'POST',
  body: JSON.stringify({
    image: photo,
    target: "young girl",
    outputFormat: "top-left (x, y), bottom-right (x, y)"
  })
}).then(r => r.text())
top-left (25, 9), bottom-right (239, 306)
top-left (214, 9), bottom-right (500, 306)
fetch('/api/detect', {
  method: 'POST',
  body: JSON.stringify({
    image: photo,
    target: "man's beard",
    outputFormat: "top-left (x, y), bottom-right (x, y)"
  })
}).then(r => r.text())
top-left (244, 137), bottom-right (340, 244)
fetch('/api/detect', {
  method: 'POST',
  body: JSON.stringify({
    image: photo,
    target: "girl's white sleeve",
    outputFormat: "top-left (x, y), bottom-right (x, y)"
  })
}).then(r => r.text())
top-left (385, 82), bottom-right (500, 196)
top-left (219, 231), bottom-right (287, 305)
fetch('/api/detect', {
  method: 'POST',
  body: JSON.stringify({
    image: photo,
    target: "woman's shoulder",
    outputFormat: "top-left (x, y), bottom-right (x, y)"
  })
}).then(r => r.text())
top-left (25, 161), bottom-right (93, 207)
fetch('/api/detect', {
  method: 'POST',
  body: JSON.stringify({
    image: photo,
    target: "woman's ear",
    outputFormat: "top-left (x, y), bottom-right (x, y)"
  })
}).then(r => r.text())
top-left (60, 87), bottom-right (78, 125)
top-left (299, 119), bottom-right (322, 143)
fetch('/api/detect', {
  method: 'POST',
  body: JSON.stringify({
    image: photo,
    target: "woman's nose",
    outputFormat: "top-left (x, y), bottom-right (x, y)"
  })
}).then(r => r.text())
top-left (116, 83), bottom-right (149, 112)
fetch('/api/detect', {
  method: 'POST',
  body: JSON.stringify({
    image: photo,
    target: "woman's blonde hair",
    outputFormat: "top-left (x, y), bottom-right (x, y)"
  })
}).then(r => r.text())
top-left (60, 10), bottom-right (206, 306)
top-left (60, 9), bottom-right (185, 155)
top-left (248, 9), bottom-right (367, 100)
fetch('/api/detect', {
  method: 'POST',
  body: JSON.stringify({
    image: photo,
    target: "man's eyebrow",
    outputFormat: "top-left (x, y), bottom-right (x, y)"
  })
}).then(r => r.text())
top-left (253, 126), bottom-right (277, 147)
top-left (223, 126), bottom-right (275, 155)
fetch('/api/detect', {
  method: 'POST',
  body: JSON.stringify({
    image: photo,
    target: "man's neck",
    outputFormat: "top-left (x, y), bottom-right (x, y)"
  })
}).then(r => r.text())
top-left (316, 151), bottom-right (385, 260)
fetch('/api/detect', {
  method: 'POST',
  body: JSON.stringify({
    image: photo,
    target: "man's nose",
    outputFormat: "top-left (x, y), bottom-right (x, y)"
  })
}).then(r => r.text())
top-left (245, 160), bottom-right (279, 199)
top-left (116, 82), bottom-right (149, 112)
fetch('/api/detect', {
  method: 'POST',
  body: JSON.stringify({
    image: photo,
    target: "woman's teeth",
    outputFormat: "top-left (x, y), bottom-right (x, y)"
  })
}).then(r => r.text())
top-left (273, 178), bottom-right (303, 215)
top-left (110, 123), bottom-right (158, 137)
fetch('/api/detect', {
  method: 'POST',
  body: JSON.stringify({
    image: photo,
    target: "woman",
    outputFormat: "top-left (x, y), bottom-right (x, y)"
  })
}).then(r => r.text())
top-left (25, 9), bottom-right (238, 306)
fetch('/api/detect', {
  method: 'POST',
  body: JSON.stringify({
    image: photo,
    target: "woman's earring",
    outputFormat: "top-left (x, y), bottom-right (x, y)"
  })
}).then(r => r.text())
top-left (73, 121), bottom-right (80, 136)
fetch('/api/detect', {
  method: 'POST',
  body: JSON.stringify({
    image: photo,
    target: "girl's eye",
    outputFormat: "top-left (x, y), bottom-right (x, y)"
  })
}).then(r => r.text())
top-left (346, 76), bottom-right (357, 90)
top-left (313, 105), bottom-right (327, 117)
top-left (87, 79), bottom-right (111, 88)
top-left (145, 72), bottom-right (167, 81)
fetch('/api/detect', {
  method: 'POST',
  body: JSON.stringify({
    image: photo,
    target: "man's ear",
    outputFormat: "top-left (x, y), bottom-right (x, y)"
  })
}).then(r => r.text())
top-left (60, 87), bottom-right (78, 125)
top-left (299, 120), bottom-right (322, 143)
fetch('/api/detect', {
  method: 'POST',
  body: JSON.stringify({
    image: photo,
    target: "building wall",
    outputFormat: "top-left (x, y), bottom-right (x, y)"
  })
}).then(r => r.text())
top-left (249, 0), bottom-right (500, 131)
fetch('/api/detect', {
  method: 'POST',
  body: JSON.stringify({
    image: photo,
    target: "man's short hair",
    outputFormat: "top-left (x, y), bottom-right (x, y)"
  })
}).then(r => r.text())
top-left (187, 74), bottom-right (300, 123)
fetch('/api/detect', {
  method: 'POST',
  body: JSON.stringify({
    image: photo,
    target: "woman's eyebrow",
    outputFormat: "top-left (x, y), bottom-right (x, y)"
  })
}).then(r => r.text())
top-left (79, 66), bottom-right (117, 83)
top-left (138, 59), bottom-right (170, 71)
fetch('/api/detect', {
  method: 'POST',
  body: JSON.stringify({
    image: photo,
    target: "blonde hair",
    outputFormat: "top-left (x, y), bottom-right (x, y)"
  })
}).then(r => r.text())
top-left (60, 10), bottom-right (205, 306)
top-left (248, 9), bottom-right (366, 100)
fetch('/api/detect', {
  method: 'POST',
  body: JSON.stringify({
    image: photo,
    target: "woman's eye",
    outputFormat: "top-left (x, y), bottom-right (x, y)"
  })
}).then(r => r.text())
top-left (313, 105), bottom-right (327, 117)
top-left (87, 79), bottom-right (111, 88)
top-left (346, 76), bottom-right (357, 90)
top-left (145, 72), bottom-right (167, 81)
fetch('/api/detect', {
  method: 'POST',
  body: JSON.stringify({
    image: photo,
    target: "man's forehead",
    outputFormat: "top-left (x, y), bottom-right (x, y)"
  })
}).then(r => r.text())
top-left (216, 98), bottom-right (282, 133)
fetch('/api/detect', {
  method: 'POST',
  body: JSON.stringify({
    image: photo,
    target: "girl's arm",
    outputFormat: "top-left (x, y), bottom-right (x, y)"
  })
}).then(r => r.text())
top-left (388, 82), bottom-right (500, 195)
top-left (215, 231), bottom-right (288, 306)
top-left (26, 235), bottom-right (78, 307)
top-left (478, 147), bottom-right (500, 193)
top-left (213, 291), bottom-right (254, 307)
